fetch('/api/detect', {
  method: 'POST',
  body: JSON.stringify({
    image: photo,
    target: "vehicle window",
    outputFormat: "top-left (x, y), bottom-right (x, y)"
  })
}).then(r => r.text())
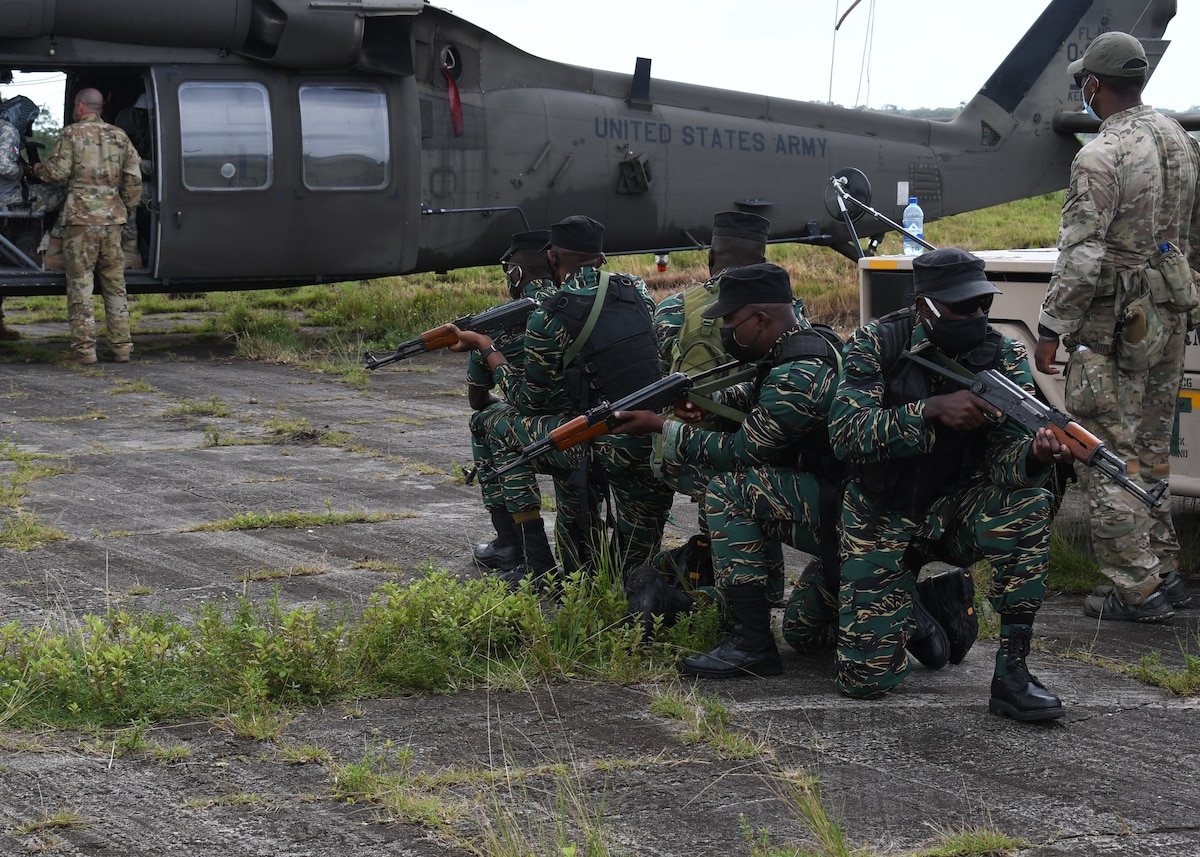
top-left (299, 84), bottom-right (389, 190)
top-left (178, 82), bottom-right (272, 191)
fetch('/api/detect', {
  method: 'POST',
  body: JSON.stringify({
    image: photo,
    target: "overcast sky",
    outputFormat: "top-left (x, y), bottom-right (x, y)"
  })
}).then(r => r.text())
top-left (440, 0), bottom-right (1198, 112)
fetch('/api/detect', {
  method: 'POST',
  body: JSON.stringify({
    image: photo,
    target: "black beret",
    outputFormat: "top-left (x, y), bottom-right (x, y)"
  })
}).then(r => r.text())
top-left (500, 230), bottom-right (551, 262)
top-left (912, 248), bottom-right (1002, 303)
top-left (548, 215), bottom-right (605, 253)
top-left (701, 262), bottom-right (793, 318)
top-left (712, 210), bottom-right (770, 243)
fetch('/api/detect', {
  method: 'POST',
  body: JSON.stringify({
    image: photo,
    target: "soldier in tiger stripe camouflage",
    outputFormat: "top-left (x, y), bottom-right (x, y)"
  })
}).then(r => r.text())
top-left (831, 248), bottom-right (1069, 722)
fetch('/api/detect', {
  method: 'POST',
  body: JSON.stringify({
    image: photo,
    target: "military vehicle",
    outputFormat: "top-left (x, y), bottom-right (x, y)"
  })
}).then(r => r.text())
top-left (0, 0), bottom-right (1190, 295)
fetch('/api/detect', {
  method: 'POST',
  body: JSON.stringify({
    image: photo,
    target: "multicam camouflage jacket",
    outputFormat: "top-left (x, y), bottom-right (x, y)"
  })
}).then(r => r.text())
top-left (0, 119), bottom-right (23, 208)
top-left (37, 114), bottom-right (141, 226)
top-left (1040, 104), bottom-right (1200, 335)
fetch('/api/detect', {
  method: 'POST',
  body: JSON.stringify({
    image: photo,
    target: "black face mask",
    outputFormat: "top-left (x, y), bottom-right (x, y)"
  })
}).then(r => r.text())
top-left (928, 314), bottom-right (988, 353)
top-left (720, 315), bottom-right (760, 362)
top-left (504, 264), bottom-right (523, 299)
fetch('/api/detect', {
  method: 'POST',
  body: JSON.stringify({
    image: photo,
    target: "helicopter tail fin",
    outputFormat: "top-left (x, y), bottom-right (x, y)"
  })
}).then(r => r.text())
top-left (929, 0), bottom-right (1176, 218)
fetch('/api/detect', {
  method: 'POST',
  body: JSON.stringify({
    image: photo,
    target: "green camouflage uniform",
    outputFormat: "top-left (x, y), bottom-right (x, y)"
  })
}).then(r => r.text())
top-left (490, 266), bottom-right (673, 571)
top-left (830, 318), bottom-right (1054, 698)
top-left (38, 114), bottom-right (141, 358)
top-left (661, 324), bottom-right (839, 618)
top-left (1039, 104), bottom-right (1200, 602)
top-left (467, 278), bottom-right (558, 513)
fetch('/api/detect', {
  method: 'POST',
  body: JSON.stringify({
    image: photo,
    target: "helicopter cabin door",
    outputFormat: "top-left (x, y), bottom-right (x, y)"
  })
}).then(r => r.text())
top-left (151, 65), bottom-right (416, 285)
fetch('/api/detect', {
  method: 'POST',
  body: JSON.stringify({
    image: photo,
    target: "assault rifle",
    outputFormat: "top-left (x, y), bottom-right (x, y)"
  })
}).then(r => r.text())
top-left (480, 359), bottom-right (752, 484)
top-left (904, 352), bottom-right (1168, 508)
top-left (363, 297), bottom-right (539, 370)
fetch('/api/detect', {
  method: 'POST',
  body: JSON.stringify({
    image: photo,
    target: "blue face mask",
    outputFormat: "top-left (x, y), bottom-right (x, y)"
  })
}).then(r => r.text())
top-left (1082, 75), bottom-right (1100, 121)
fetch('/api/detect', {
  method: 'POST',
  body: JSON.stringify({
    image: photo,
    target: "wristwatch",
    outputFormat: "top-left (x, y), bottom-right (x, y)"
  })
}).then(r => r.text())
top-left (478, 344), bottom-right (500, 361)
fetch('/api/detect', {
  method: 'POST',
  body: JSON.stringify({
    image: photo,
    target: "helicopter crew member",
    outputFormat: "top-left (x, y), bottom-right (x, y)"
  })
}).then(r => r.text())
top-left (35, 87), bottom-right (141, 365)
top-left (0, 104), bottom-right (25, 341)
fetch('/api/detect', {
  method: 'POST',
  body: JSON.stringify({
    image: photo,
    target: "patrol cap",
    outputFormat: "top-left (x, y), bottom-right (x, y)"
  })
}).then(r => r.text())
top-left (712, 210), bottom-right (770, 243)
top-left (912, 248), bottom-right (1002, 303)
top-left (1067, 31), bottom-right (1148, 78)
top-left (500, 230), bottom-right (551, 262)
top-left (547, 215), bottom-right (605, 253)
top-left (701, 263), bottom-right (793, 318)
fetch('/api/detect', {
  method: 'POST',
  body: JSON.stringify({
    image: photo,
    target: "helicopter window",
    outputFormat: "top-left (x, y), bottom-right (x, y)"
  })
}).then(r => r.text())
top-left (298, 85), bottom-right (389, 190)
top-left (178, 82), bottom-right (273, 191)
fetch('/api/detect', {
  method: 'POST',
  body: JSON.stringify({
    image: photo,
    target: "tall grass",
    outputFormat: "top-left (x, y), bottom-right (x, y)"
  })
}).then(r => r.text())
top-left (0, 193), bottom-right (1065, 348)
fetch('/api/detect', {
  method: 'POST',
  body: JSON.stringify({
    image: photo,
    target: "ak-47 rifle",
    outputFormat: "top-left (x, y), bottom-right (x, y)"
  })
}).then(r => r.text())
top-left (480, 358), bottom-right (753, 484)
top-left (904, 352), bottom-right (1168, 508)
top-left (363, 297), bottom-right (539, 370)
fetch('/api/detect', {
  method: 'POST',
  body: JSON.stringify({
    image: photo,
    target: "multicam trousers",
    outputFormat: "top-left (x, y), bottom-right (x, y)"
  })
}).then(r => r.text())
top-left (63, 223), bottom-right (131, 356)
top-left (1063, 316), bottom-right (1187, 603)
top-left (835, 478), bottom-right (1052, 699)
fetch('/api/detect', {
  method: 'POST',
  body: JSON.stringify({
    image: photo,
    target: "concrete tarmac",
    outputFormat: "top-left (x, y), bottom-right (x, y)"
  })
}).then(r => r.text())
top-left (0, 329), bottom-right (1197, 856)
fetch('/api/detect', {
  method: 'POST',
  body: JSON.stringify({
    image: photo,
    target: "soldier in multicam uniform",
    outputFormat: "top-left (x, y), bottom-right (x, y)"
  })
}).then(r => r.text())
top-left (615, 263), bottom-right (841, 679)
top-left (832, 248), bottom-right (1069, 722)
top-left (1035, 31), bottom-right (1200, 622)
top-left (34, 87), bottom-right (141, 365)
top-left (450, 216), bottom-right (673, 583)
top-left (0, 108), bottom-right (26, 340)
top-left (467, 230), bottom-right (559, 577)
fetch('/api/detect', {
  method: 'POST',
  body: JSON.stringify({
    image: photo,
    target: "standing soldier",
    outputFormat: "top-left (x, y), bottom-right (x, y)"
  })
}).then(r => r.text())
top-left (1035, 31), bottom-right (1199, 621)
top-left (0, 102), bottom-right (25, 341)
top-left (35, 87), bottom-right (141, 365)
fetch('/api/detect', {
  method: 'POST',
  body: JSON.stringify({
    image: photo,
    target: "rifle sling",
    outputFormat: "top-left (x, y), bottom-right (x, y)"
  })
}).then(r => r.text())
top-left (562, 271), bottom-right (610, 369)
top-left (685, 364), bottom-right (760, 423)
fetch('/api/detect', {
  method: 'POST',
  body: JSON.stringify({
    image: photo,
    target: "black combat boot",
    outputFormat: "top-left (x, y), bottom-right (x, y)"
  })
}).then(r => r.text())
top-left (497, 516), bottom-right (559, 589)
top-left (916, 567), bottom-right (979, 664)
top-left (988, 626), bottom-right (1064, 722)
top-left (625, 564), bottom-right (696, 635)
top-left (905, 588), bottom-right (950, 670)
top-left (473, 509), bottom-right (523, 571)
top-left (680, 584), bottom-right (782, 678)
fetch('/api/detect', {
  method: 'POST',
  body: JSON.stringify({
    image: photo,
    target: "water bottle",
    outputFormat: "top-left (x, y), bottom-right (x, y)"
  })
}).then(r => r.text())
top-left (902, 197), bottom-right (925, 256)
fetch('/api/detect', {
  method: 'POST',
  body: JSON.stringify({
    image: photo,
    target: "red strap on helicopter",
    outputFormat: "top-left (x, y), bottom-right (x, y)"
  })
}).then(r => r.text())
top-left (442, 62), bottom-right (464, 137)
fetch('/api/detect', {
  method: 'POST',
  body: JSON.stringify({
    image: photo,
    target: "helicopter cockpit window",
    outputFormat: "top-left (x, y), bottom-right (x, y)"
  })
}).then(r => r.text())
top-left (178, 82), bottom-right (273, 191)
top-left (298, 85), bottom-right (389, 190)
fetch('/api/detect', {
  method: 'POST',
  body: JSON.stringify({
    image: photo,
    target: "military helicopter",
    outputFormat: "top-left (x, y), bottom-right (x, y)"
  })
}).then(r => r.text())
top-left (0, 0), bottom-right (1190, 296)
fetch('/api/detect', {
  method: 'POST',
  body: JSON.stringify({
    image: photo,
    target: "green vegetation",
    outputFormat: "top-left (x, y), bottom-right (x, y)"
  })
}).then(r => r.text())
top-left (0, 570), bottom-right (715, 729)
top-left (0, 440), bottom-right (72, 550)
top-left (163, 395), bottom-right (231, 418)
top-left (0, 193), bottom-right (1066, 356)
top-left (649, 684), bottom-right (764, 759)
top-left (184, 507), bottom-right (412, 532)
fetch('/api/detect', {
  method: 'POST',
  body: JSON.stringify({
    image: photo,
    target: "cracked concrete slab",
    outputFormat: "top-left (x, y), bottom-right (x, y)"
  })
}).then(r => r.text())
top-left (0, 331), bottom-right (1197, 855)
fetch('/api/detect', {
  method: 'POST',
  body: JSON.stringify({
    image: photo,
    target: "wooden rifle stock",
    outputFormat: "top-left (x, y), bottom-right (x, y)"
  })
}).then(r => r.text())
top-left (364, 297), bottom-right (538, 370)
